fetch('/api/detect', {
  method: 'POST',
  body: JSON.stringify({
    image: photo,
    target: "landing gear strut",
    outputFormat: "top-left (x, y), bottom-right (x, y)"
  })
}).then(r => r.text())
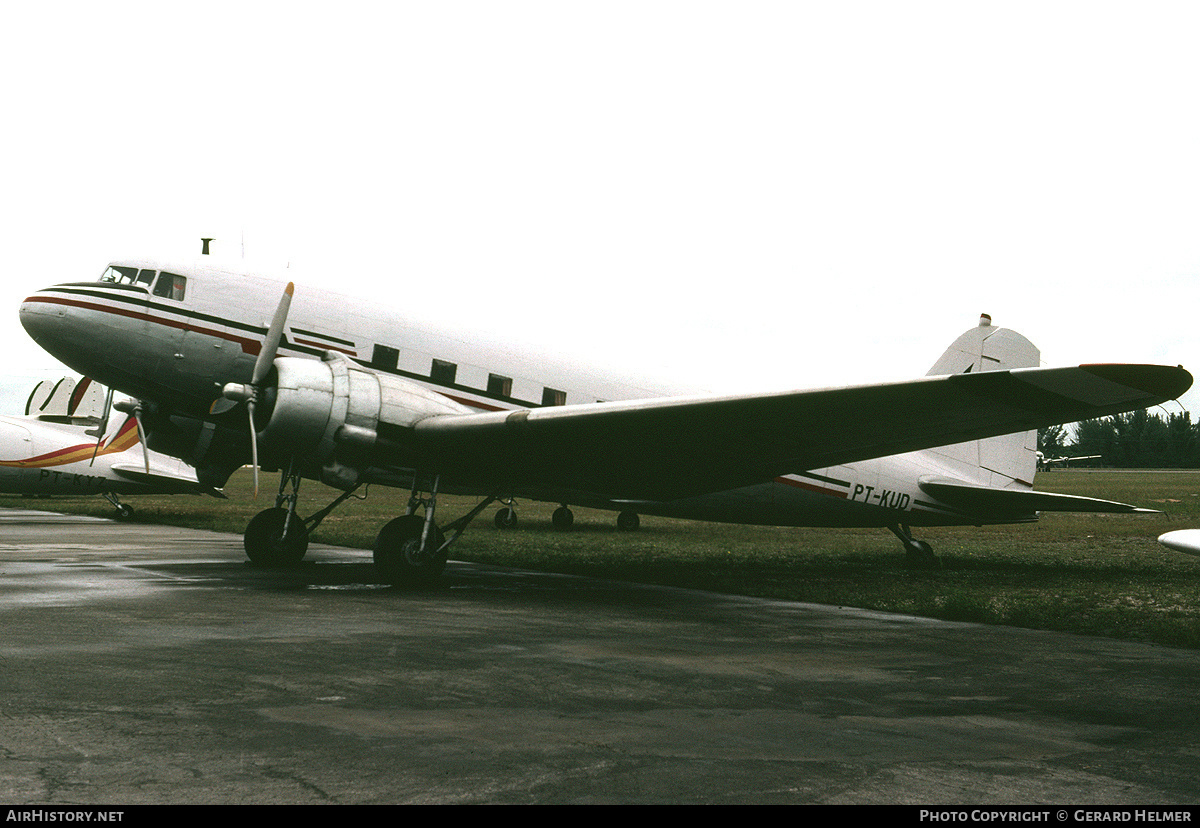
top-left (494, 498), bottom-right (518, 529)
top-left (373, 474), bottom-right (500, 586)
top-left (102, 492), bottom-right (133, 520)
top-left (890, 524), bottom-right (938, 569)
top-left (243, 465), bottom-right (360, 567)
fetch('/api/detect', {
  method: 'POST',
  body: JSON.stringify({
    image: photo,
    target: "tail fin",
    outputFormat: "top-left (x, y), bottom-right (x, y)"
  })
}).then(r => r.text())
top-left (925, 314), bottom-right (1041, 488)
top-left (926, 313), bottom-right (1040, 377)
top-left (24, 376), bottom-right (108, 418)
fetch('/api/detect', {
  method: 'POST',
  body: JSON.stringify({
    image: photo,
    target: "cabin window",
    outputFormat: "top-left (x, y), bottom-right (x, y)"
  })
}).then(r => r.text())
top-left (430, 359), bottom-right (457, 385)
top-left (152, 272), bottom-right (186, 301)
top-left (136, 269), bottom-right (156, 285)
top-left (372, 344), bottom-right (399, 371)
top-left (487, 374), bottom-right (513, 398)
top-left (542, 387), bottom-right (566, 406)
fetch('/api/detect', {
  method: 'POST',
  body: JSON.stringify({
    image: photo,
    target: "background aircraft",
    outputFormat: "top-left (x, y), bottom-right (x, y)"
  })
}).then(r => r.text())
top-left (19, 258), bottom-right (1193, 581)
top-left (1158, 530), bottom-right (1200, 557)
top-left (0, 376), bottom-right (221, 516)
top-left (1037, 452), bottom-right (1103, 471)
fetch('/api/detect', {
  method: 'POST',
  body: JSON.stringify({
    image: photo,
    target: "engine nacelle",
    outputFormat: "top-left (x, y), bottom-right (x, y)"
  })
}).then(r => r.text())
top-left (256, 352), bottom-right (471, 489)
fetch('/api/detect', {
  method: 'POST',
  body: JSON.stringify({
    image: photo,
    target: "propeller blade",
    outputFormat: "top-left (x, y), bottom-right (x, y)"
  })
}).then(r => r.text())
top-left (248, 400), bottom-right (259, 498)
top-left (132, 406), bottom-right (150, 475)
top-left (110, 398), bottom-right (149, 473)
top-left (209, 396), bottom-right (239, 416)
top-left (252, 282), bottom-right (294, 387)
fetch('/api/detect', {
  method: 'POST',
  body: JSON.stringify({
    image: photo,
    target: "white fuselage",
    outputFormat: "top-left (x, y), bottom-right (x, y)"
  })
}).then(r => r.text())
top-left (19, 258), bottom-right (1033, 527)
top-left (0, 412), bottom-right (202, 497)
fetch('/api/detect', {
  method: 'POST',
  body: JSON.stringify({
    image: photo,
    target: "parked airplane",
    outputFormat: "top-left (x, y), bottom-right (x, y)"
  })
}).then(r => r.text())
top-left (0, 375), bottom-right (221, 516)
top-left (18, 257), bottom-right (1192, 582)
top-left (1037, 452), bottom-right (1103, 470)
top-left (1158, 530), bottom-right (1200, 556)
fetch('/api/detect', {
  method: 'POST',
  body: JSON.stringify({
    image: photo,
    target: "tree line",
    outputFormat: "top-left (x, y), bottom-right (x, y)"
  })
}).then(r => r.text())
top-left (1040, 410), bottom-right (1200, 468)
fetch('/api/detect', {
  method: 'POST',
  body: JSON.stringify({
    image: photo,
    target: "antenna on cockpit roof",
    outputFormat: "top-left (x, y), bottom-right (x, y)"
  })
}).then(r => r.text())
top-left (200, 238), bottom-right (213, 255)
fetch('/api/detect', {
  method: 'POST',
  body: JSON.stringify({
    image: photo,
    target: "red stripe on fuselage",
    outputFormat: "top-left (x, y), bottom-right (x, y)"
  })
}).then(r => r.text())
top-left (28, 294), bottom-right (515, 414)
top-left (774, 476), bottom-right (848, 499)
top-left (24, 295), bottom-right (264, 355)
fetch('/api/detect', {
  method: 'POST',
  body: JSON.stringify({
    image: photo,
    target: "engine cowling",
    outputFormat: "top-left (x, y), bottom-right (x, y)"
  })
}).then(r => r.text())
top-left (256, 352), bottom-right (471, 489)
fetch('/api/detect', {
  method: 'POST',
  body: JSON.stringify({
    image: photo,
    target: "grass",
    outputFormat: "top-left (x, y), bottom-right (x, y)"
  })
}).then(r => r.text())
top-left (4, 469), bottom-right (1200, 648)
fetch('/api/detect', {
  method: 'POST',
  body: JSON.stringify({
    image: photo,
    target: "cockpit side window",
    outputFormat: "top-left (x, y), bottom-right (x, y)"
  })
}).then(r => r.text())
top-left (99, 266), bottom-right (141, 285)
top-left (152, 272), bottom-right (187, 301)
top-left (136, 269), bottom-right (156, 285)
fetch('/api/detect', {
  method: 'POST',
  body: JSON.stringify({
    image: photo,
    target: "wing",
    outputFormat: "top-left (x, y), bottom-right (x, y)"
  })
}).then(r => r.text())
top-left (109, 464), bottom-right (226, 497)
top-left (409, 364), bottom-right (1191, 500)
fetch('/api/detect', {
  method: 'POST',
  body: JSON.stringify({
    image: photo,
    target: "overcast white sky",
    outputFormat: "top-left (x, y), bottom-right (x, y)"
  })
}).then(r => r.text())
top-left (3, 2), bottom-right (1199, 420)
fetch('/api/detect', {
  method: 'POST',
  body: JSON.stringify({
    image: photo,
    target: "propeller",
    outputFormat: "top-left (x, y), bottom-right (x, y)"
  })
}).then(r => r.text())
top-left (112, 398), bottom-right (150, 475)
top-left (216, 282), bottom-right (294, 496)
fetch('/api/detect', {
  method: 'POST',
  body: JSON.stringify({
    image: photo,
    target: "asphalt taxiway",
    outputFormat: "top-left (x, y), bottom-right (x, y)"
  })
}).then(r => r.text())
top-left (2, 507), bottom-right (1200, 805)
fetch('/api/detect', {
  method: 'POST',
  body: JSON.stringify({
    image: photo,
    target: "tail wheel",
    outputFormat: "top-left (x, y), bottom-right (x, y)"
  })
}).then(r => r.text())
top-left (904, 540), bottom-right (939, 569)
top-left (374, 514), bottom-right (447, 585)
top-left (244, 507), bottom-right (310, 566)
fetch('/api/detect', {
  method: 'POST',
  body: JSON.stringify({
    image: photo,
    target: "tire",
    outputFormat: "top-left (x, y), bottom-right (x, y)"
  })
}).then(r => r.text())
top-left (374, 514), bottom-right (447, 585)
top-left (552, 506), bottom-right (574, 531)
top-left (243, 507), bottom-right (310, 566)
top-left (494, 508), bottom-right (518, 529)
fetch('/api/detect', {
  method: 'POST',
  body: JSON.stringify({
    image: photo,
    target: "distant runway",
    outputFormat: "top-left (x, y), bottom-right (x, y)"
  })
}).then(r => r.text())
top-left (2, 507), bottom-right (1200, 804)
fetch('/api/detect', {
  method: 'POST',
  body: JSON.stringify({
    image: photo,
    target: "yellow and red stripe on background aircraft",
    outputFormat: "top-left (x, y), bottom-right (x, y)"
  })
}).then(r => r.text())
top-left (0, 376), bottom-right (222, 517)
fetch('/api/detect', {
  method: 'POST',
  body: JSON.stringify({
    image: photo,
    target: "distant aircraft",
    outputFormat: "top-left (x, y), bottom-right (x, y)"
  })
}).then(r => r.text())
top-left (0, 376), bottom-right (222, 516)
top-left (1036, 452), bottom-right (1103, 470)
top-left (1158, 530), bottom-right (1200, 556)
top-left (18, 256), bottom-right (1193, 581)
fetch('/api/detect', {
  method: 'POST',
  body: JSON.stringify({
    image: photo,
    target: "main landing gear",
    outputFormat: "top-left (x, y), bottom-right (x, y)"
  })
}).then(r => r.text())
top-left (889, 524), bottom-right (939, 569)
top-left (373, 475), bottom-right (501, 586)
top-left (242, 467), bottom-right (501, 587)
top-left (242, 467), bottom-right (357, 567)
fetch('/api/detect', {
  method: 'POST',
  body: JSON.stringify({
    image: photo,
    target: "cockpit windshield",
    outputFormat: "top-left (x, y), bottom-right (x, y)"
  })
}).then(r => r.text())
top-left (99, 266), bottom-right (155, 287)
top-left (97, 266), bottom-right (186, 300)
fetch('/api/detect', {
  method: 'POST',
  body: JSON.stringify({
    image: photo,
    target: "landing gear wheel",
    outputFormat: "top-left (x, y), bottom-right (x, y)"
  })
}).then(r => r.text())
top-left (617, 510), bottom-right (640, 531)
top-left (494, 508), bottom-right (518, 529)
top-left (552, 506), bottom-right (574, 531)
top-left (114, 504), bottom-right (134, 520)
top-left (904, 540), bottom-right (939, 570)
top-left (243, 507), bottom-right (310, 566)
top-left (374, 514), bottom-right (447, 586)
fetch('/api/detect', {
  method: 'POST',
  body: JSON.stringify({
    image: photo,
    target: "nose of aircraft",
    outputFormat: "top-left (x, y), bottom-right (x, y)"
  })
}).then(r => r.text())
top-left (19, 290), bottom-right (70, 361)
top-left (19, 286), bottom-right (114, 381)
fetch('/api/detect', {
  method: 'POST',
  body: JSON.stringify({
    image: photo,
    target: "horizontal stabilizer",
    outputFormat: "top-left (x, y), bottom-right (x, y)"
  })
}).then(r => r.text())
top-left (918, 476), bottom-right (1157, 515)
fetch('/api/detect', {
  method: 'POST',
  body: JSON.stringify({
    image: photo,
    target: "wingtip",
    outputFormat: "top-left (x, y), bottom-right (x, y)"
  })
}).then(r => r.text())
top-left (1079, 364), bottom-right (1193, 401)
